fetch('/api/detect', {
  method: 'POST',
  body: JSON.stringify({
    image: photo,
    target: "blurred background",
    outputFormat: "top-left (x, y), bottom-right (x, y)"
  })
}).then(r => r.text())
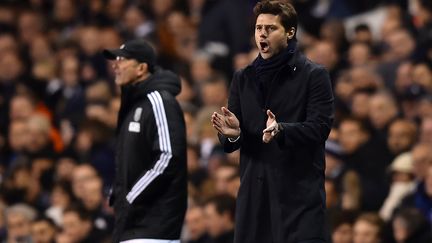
top-left (0, 0), bottom-right (431, 242)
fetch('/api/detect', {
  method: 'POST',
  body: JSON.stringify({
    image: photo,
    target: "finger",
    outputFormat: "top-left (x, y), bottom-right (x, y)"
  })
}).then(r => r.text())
top-left (213, 124), bottom-right (224, 134)
top-left (267, 110), bottom-right (275, 119)
top-left (263, 127), bottom-right (274, 133)
top-left (213, 117), bottom-right (223, 127)
top-left (262, 134), bottom-right (270, 143)
top-left (221, 107), bottom-right (232, 116)
top-left (213, 113), bottom-right (224, 125)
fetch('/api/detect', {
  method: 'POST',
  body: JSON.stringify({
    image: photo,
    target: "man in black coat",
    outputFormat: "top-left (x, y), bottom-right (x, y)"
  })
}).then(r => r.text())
top-left (103, 39), bottom-right (187, 243)
top-left (211, 1), bottom-right (334, 242)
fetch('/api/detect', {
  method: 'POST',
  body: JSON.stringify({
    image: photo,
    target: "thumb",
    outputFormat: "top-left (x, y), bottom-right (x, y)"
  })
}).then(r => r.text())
top-left (221, 107), bottom-right (232, 116)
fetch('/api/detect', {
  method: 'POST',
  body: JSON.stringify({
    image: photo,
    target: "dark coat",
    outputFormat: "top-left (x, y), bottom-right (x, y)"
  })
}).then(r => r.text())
top-left (111, 69), bottom-right (187, 242)
top-left (220, 49), bottom-right (334, 243)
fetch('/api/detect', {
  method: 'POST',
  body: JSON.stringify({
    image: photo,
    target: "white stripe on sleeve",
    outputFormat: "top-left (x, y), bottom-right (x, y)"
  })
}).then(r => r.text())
top-left (126, 91), bottom-right (173, 203)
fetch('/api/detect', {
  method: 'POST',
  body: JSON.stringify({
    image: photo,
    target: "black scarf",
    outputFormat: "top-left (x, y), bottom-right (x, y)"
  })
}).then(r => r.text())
top-left (252, 41), bottom-right (296, 103)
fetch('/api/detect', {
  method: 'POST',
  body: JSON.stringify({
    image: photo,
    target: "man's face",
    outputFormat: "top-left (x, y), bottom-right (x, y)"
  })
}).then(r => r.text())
top-left (339, 120), bottom-right (368, 154)
top-left (412, 145), bottom-right (431, 180)
top-left (255, 14), bottom-right (290, 59)
top-left (332, 223), bottom-right (353, 243)
top-left (111, 56), bottom-right (140, 86)
top-left (369, 95), bottom-right (397, 130)
top-left (214, 166), bottom-right (237, 194)
top-left (31, 220), bottom-right (57, 243)
top-left (388, 122), bottom-right (414, 154)
top-left (204, 203), bottom-right (228, 237)
top-left (6, 213), bottom-right (31, 241)
top-left (62, 212), bottom-right (91, 242)
top-left (353, 220), bottom-right (380, 243)
top-left (185, 207), bottom-right (207, 240)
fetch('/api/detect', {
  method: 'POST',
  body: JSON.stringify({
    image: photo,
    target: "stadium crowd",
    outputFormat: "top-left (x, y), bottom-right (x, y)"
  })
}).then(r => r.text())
top-left (0, 0), bottom-right (431, 242)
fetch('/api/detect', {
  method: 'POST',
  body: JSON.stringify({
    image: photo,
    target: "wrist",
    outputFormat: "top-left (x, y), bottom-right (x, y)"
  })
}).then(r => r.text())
top-left (227, 128), bottom-right (241, 142)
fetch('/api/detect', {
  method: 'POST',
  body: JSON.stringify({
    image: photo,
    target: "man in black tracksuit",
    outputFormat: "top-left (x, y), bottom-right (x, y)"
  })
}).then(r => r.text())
top-left (103, 39), bottom-right (187, 243)
top-left (211, 1), bottom-right (334, 242)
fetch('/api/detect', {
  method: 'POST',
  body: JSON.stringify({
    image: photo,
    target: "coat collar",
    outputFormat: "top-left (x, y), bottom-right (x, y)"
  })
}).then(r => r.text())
top-left (244, 48), bottom-right (306, 77)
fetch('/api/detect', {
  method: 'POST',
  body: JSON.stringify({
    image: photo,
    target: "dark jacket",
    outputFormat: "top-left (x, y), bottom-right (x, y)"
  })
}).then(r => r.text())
top-left (220, 48), bottom-right (334, 243)
top-left (111, 69), bottom-right (187, 242)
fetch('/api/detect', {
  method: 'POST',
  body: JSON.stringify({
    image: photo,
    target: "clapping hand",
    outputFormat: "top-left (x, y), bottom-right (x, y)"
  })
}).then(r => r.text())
top-left (211, 107), bottom-right (240, 139)
top-left (263, 110), bottom-right (279, 143)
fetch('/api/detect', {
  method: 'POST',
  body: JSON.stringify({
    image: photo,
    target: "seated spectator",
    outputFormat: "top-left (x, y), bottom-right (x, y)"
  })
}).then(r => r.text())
top-left (4, 203), bottom-right (37, 243)
top-left (353, 213), bottom-right (384, 243)
top-left (61, 205), bottom-right (106, 243)
top-left (213, 162), bottom-right (238, 195)
top-left (368, 90), bottom-right (399, 138)
top-left (411, 143), bottom-right (432, 181)
top-left (379, 152), bottom-right (416, 221)
top-left (31, 216), bottom-right (58, 243)
top-left (339, 117), bottom-right (392, 211)
top-left (45, 181), bottom-right (75, 227)
top-left (330, 210), bottom-right (357, 243)
top-left (204, 194), bottom-right (235, 243)
top-left (391, 207), bottom-right (432, 243)
top-left (400, 163), bottom-right (432, 223)
top-left (387, 119), bottom-right (418, 156)
top-left (184, 204), bottom-right (209, 243)
top-left (420, 116), bottom-right (432, 143)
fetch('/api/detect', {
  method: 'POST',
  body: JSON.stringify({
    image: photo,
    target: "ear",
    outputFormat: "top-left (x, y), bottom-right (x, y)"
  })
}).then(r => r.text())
top-left (137, 63), bottom-right (149, 76)
top-left (286, 27), bottom-right (296, 40)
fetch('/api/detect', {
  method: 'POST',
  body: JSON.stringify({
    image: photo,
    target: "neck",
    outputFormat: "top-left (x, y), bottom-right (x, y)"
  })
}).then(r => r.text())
top-left (132, 73), bottom-right (151, 84)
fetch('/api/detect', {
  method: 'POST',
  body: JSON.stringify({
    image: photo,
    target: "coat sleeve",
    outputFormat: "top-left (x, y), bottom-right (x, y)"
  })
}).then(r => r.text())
top-left (275, 67), bottom-right (334, 147)
top-left (218, 71), bottom-right (243, 153)
top-left (125, 91), bottom-right (185, 204)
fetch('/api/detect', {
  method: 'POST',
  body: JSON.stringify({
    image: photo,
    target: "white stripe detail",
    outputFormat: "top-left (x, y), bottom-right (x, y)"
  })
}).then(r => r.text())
top-left (126, 91), bottom-right (172, 203)
top-left (120, 239), bottom-right (180, 243)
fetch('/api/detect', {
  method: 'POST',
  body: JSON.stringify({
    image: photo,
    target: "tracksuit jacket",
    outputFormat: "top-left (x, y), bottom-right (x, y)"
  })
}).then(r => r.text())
top-left (220, 47), bottom-right (334, 243)
top-left (111, 68), bottom-right (187, 242)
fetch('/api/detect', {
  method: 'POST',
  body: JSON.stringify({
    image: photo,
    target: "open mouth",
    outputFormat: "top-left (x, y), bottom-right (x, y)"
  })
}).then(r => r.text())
top-left (260, 41), bottom-right (269, 52)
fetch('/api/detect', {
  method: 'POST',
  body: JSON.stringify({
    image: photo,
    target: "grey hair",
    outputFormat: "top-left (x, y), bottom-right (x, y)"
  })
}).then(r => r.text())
top-left (5, 203), bottom-right (37, 222)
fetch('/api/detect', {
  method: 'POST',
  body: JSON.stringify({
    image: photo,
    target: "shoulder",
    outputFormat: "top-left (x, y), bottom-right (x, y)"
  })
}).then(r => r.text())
top-left (302, 55), bottom-right (328, 75)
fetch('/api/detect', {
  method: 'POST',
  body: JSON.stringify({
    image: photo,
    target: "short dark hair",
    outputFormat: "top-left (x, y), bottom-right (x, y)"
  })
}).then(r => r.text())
top-left (253, 0), bottom-right (297, 36)
top-left (205, 194), bottom-right (236, 221)
top-left (63, 204), bottom-right (92, 222)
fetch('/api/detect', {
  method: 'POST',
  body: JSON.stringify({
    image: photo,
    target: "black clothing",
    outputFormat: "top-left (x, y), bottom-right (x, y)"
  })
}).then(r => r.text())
top-left (219, 47), bottom-right (334, 243)
top-left (344, 136), bottom-right (392, 211)
top-left (206, 230), bottom-right (234, 243)
top-left (111, 69), bottom-right (187, 242)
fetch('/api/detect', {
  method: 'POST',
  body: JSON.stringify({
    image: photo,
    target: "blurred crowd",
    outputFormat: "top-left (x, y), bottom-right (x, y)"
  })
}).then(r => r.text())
top-left (0, 0), bottom-right (431, 242)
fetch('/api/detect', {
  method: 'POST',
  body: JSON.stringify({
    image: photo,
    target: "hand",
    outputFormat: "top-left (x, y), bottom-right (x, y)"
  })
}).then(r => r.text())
top-left (211, 107), bottom-right (240, 138)
top-left (263, 110), bottom-right (279, 143)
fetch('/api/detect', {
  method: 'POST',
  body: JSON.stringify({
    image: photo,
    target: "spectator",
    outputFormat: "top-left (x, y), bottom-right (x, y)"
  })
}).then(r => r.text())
top-left (330, 210), bottom-right (357, 243)
top-left (61, 205), bottom-right (106, 243)
top-left (368, 90), bottom-right (399, 136)
top-left (184, 205), bottom-right (209, 243)
top-left (400, 163), bottom-right (432, 223)
top-left (391, 207), bottom-right (432, 243)
top-left (4, 203), bottom-right (37, 243)
top-left (339, 117), bottom-right (392, 211)
top-left (411, 143), bottom-right (432, 181)
top-left (204, 194), bottom-right (235, 243)
top-left (353, 213), bottom-right (384, 243)
top-left (379, 152), bottom-right (416, 221)
top-left (387, 119), bottom-right (418, 156)
top-left (213, 162), bottom-right (238, 195)
top-left (31, 216), bottom-right (58, 243)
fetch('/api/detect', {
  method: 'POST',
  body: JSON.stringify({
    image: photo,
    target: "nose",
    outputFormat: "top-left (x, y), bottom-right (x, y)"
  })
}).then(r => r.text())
top-left (259, 29), bottom-right (267, 38)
